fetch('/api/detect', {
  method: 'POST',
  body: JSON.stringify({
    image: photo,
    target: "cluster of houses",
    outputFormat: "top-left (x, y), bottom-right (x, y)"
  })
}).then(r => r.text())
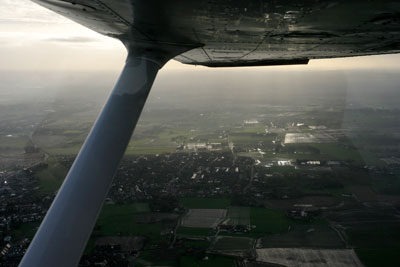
top-left (0, 164), bottom-right (52, 265)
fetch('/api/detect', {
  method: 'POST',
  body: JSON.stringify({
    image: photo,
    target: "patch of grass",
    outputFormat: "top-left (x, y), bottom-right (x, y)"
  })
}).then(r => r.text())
top-left (132, 203), bottom-right (151, 213)
top-left (356, 248), bottom-right (400, 267)
top-left (180, 254), bottom-right (235, 267)
top-left (11, 222), bottom-right (40, 241)
top-left (260, 224), bottom-right (345, 248)
top-left (45, 145), bottom-right (82, 155)
top-left (250, 207), bottom-right (291, 236)
top-left (212, 236), bottom-right (254, 251)
top-left (230, 134), bottom-right (275, 145)
top-left (63, 129), bottom-right (85, 135)
top-left (347, 225), bottom-right (400, 248)
top-left (0, 135), bottom-right (30, 149)
top-left (221, 207), bottom-right (326, 238)
top-left (308, 143), bottom-right (363, 162)
top-left (268, 165), bottom-right (296, 173)
top-left (125, 146), bottom-right (176, 155)
top-left (96, 204), bottom-right (165, 238)
top-left (180, 197), bottom-right (231, 209)
top-left (372, 176), bottom-right (400, 195)
top-left (232, 125), bottom-right (266, 134)
top-left (225, 206), bottom-right (250, 225)
top-left (135, 250), bottom-right (235, 267)
top-left (98, 203), bottom-right (150, 217)
top-left (34, 158), bottom-right (68, 195)
top-left (135, 250), bottom-right (177, 267)
top-left (183, 240), bottom-right (210, 249)
top-left (177, 227), bottom-right (212, 236)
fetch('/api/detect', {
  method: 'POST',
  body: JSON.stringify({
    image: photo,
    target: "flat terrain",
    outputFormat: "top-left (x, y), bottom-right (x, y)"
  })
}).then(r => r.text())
top-left (260, 225), bottom-right (345, 248)
top-left (176, 227), bottom-right (212, 236)
top-left (250, 208), bottom-right (292, 236)
top-left (3, 70), bottom-right (400, 266)
top-left (34, 158), bottom-right (68, 195)
top-left (95, 204), bottom-right (174, 238)
top-left (180, 254), bottom-right (235, 267)
top-left (95, 236), bottom-right (145, 251)
top-left (284, 133), bottom-right (336, 144)
top-left (222, 206), bottom-right (250, 226)
top-left (211, 236), bottom-right (255, 251)
top-left (256, 248), bottom-right (364, 267)
top-left (181, 209), bottom-right (227, 228)
top-left (356, 248), bottom-right (400, 267)
top-left (223, 207), bottom-right (250, 225)
top-left (134, 212), bottom-right (179, 224)
top-left (180, 197), bottom-right (231, 209)
top-left (265, 196), bottom-right (340, 209)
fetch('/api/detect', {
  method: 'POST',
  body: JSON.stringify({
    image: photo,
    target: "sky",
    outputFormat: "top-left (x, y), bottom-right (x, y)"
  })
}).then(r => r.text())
top-left (1, 0), bottom-right (400, 72)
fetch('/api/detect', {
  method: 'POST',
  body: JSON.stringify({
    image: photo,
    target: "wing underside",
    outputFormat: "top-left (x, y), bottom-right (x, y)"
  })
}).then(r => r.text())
top-left (33, 0), bottom-right (400, 66)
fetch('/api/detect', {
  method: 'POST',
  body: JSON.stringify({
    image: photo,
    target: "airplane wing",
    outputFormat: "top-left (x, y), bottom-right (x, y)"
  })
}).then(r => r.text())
top-left (20, 1), bottom-right (400, 266)
top-left (32, 0), bottom-right (400, 67)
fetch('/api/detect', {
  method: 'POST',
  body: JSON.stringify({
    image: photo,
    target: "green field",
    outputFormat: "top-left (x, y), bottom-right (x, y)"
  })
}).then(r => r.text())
top-left (125, 146), bottom-right (176, 155)
top-left (220, 207), bottom-right (311, 237)
top-left (263, 143), bottom-right (368, 163)
top-left (177, 227), bottom-right (212, 236)
top-left (34, 158), bottom-right (68, 195)
top-left (125, 127), bottom-right (197, 155)
top-left (250, 207), bottom-right (292, 236)
top-left (225, 206), bottom-right (250, 225)
top-left (44, 145), bottom-right (82, 155)
top-left (183, 240), bottom-right (211, 249)
top-left (95, 203), bottom-right (168, 238)
top-left (260, 224), bottom-right (345, 248)
top-left (267, 165), bottom-right (297, 174)
top-left (0, 135), bottom-right (30, 150)
top-left (229, 134), bottom-right (275, 144)
top-left (180, 255), bottom-right (235, 267)
top-left (135, 250), bottom-right (177, 267)
top-left (356, 248), bottom-right (400, 267)
top-left (180, 197), bottom-right (231, 209)
top-left (175, 206), bottom-right (326, 238)
top-left (11, 222), bottom-right (40, 241)
top-left (346, 225), bottom-right (400, 266)
top-left (308, 143), bottom-right (364, 162)
top-left (135, 251), bottom-right (235, 267)
top-left (131, 203), bottom-right (151, 212)
top-left (232, 125), bottom-right (266, 134)
top-left (347, 225), bottom-right (400, 248)
top-left (212, 236), bottom-right (254, 251)
top-left (44, 139), bottom-right (176, 156)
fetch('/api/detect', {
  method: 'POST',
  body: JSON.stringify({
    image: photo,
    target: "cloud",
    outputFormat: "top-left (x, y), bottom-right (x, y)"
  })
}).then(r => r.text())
top-left (0, 0), bottom-right (70, 24)
top-left (0, 0), bottom-right (118, 48)
top-left (45, 36), bottom-right (99, 43)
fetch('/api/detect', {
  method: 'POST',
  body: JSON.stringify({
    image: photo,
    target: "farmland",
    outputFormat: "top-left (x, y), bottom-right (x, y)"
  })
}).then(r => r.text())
top-left (180, 197), bottom-right (231, 209)
top-left (3, 70), bottom-right (400, 266)
top-left (249, 208), bottom-right (292, 236)
top-left (259, 225), bottom-right (345, 248)
top-left (211, 236), bottom-right (255, 251)
top-left (222, 206), bottom-right (250, 226)
top-left (256, 248), bottom-right (363, 267)
top-left (95, 203), bottom-right (173, 238)
top-left (181, 209), bottom-right (227, 228)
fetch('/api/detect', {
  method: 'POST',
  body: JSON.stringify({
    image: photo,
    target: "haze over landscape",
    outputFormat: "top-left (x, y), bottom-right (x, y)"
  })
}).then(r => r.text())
top-left (1, 1), bottom-right (400, 267)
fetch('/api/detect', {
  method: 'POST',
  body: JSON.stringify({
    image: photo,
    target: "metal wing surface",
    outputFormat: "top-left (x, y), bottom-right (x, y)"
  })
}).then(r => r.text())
top-left (33, 0), bottom-right (400, 67)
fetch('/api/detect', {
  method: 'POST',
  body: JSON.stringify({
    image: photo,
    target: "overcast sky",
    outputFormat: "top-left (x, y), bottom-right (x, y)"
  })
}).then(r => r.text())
top-left (1, 0), bottom-right (400, 72)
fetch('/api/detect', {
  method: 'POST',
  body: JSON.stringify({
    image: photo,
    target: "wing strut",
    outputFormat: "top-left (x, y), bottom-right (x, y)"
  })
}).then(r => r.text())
top-left (19, 42), bottom-right (194, 267)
